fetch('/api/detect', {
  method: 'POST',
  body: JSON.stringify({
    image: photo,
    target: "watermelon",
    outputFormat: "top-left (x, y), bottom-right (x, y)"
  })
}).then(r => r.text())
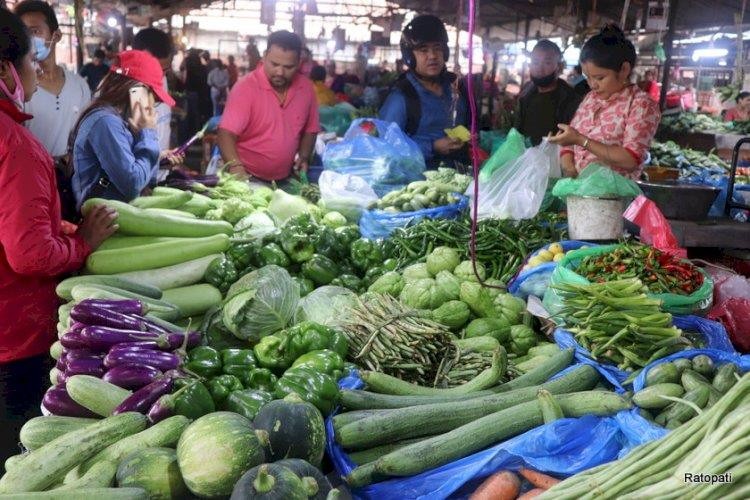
top-left (176, 412), bottom-right (265, 498)
top-left (116, 447), bottom-right (188, 500)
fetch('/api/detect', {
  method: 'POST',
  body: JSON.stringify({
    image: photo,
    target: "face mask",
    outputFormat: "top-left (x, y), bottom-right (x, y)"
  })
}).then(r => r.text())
top-left (0, 61), bottom-right (25, 108)
top-left (531, 71), bottom-right (557, 88)
top-left (33, 36), bottom-right (52, 62)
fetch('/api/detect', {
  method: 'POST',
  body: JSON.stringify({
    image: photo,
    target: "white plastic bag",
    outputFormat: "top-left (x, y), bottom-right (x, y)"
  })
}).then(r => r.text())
top-left (318, 170), bottom-right (379, 222)
top-left (467, 139), bottom-right (554, 220)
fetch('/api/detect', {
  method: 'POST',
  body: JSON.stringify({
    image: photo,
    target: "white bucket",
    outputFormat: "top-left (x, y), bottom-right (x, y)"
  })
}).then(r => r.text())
top-left (567, 196), bottom-right (626, 240)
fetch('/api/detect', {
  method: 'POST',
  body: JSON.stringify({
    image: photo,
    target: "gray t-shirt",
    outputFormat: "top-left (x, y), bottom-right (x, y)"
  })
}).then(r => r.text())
top-left (25, 67), bottom-right (91, 157)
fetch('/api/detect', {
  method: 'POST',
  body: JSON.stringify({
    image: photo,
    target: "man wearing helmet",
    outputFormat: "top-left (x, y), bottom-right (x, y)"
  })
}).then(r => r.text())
top-left (379, 14), bottom-right (469, 168)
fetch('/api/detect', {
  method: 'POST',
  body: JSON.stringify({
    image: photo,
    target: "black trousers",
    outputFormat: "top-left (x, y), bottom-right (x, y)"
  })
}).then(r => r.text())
top-left (0, 354), bottom-right (50, 472)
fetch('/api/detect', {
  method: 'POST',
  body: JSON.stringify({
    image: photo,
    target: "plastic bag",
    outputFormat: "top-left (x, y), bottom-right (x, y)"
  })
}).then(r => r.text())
top-left (359, 195), bottom-right (469, 240)
top-left (708, 299), bottom-right (750, 353)
top-left (318, 102), bottom-right (357, 137)
top-left (468, 140), bottom-right (553, 221)
top-left (715, 274), bottom-right (750, 305)
top-left (508, 241), bottom-right (596, 299)
top-left (478, 128), bottom-right (526, 182)
top-left (318, 170), bottom-right (379, 222)
top-left (326, 368), bottom-right (660, 500)
top-left (322, 118), bottom-right (426, 197)
top-left (623, 195), bottom-right (686, 258)
top-left (552, 163), bottom-right (642, 199)
top-left (543, 244), bottom-right (714, 317)
top-left (479, 130), bottom-right (506, 154)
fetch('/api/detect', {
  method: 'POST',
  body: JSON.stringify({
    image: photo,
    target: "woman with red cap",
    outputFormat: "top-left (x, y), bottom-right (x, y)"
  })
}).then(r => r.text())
top-left (0, 9), bottom-right (117, 466)
top-left (71, 49), bottom-right (176, 208)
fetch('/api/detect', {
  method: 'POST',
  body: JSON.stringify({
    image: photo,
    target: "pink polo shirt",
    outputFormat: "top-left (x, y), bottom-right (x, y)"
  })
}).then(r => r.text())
top-left (220, 66), bottom-right (320, 180)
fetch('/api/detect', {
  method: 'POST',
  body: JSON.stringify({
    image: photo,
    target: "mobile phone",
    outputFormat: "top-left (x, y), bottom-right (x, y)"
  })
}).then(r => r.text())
top-left (129, 86), bottom-right (153, 114)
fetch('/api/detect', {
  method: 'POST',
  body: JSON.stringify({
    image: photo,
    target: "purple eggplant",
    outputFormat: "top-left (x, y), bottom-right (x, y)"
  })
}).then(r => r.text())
top-left (166, 331), bottom-right (201, 351)
top-left (69, 322), bottom-right (86, 332)
top-left (77, 298), bottom-right (146, 315)
top-left (71, 304), bottom-right (146, 331)
top-left (113, 376), bottom-right (174, 414)
top-left (56, 352), bottom-right (68, 371)
top-left (79, 326), bottom-right (168, 351)
top-left (109, 341), bottom-right (161, 352)
top-left (65, 357), bottom-right (105, 377)
top-left (60, 330), bottom-right (89, 350)
top-left (147, 394), bottom-right (174, 424)
top-left (142, 318), bottom-right (170, 334)
top-left (42, 385), bottom-right (98, 417)
top-left (104, 348), bottom-right (181, 371)
top-left (103, 364), bottom-right (162, 389)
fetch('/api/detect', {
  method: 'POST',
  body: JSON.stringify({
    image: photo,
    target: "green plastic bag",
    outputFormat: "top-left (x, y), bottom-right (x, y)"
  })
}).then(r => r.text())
top-left (479, 128), bottom-right (526, 182)
top-left (551, 164), bottom-right (642, 199)
top-left (543, 244), bottom-right (714, 318)
top-left (479, 130), bottom-right (506, 154)
top-left (319, 102), bottom-right (357, 137)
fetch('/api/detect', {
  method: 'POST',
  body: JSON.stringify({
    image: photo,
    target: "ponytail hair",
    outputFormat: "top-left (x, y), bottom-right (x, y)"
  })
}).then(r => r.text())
top-left (580, 24), bottom-right (636, 73)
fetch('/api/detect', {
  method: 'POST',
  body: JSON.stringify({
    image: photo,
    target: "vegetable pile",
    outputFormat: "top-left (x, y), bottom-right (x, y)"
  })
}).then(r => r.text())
top-left (369, 168), bottom-right (471, 212)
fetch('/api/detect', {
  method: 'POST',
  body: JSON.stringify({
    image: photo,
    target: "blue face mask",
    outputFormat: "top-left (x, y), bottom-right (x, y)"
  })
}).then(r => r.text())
top-left (33, 36), bottom-right (52, 62)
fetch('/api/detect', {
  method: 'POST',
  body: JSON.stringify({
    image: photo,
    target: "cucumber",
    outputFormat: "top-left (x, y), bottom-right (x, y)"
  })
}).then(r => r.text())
top-left (4, 454), bottom-right (27, 472)
top-left (527, 343), bottom-right (561, 358)
top-left (0, 413), bottom-right (146, 493)
top-left (131, 190), bottom-right (193, 209)
top-left (161, 284), bottom-right (223, 319)
top-left (712, 363), bottom-right (740, 393)
top-left (66, 375), bottom-right (132, 417)
top-left (56, 275), bottom-right (162, 301)
top-left (116, 254), bottom-right (221, 291)
top-left (632, 383), bottom-right (685, 410)
top-left (347, 437), bottom-right (433, 466)
top-left (336, 365), bottom-right (599, 450)
top-left (332, 410), bottom-right (394, 430)
top-left (681, 370), bottom-right (711, 392)
top-left (85, 234), bottom-right (230, 274)
top-left (81, 416), bottom-right (190, 474)
top-left (49, 341), bottom-right (64, 361)
top-left (662, 385), bottom-right (710, 423)
top-left (348, 391), bottom-right (630, 485)
top-left (20, 416), bottom-right (99, 452)
top-left (538, 389), bottom-right (564, 423)
top-left (82, 198), bottom-right (232, 237)
top-left (515, 355), bottom-right (551, 374)
top-left (56, 460), bottom-right (117, 489)
top-left (0, 488), bottom-right (148, 499)
top-left (144, 208), bottom-right (198, 219)
top-left (69, 284), bottom-right (180, 321)
top-left (57, 303), bottom-right (73, 328)
top-left (97, 236), bottom-right (185, 252)
top-left (691, 355), bottom-right (715, 376)
top-left (672, 358), bottom-right (692, 373)
top-left (644, 362), bottom-right (680, 386)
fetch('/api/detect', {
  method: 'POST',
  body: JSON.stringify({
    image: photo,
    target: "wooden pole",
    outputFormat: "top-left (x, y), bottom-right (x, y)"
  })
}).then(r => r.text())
top-left (659, 0), bottom-right (680, 110)
top-left (73, 0), bottom-right (84, 69)
top-left (454, 0), bottom-right (463, 73)
top-left (735, 0), bottom-right (747, 85)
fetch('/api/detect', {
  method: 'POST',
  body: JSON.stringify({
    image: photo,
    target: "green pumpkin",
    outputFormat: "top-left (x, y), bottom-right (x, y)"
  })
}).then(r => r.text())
top-left (275, 459), bottom-right (332, 500)
top-left (230, 463), bottom-right (309, 500)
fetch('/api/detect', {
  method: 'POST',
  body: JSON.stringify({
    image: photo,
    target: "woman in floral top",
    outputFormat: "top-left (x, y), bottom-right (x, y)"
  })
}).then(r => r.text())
top-left (549, 25), bottom-right (660, 180)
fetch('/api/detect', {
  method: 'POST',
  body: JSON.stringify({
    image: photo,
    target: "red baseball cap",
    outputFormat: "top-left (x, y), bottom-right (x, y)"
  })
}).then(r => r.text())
top-left (110, 50), bottom-right (176, 107)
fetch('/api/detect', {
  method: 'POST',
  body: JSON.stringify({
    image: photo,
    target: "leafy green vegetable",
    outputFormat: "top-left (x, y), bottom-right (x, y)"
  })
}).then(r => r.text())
top-left (294, 286), bottom-right (357, 328)
top-left (233, 211), bottom-right (276, 241)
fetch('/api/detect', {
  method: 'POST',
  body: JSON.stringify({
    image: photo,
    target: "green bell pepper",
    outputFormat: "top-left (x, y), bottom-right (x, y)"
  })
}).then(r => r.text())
top-left (284, 213), bottom-right (318, 235)
top-left (204, 255), bottom-right (238, 294)
top-left (292, 276), bottom-right (315, 297)
top-left (334, 225), bottom-right (360, 247)
top-left (220, 348), bottom-right (257, 378)
top-left (222, 389), bottom-right (274, 420)
top-left (275, 366), bottom-right (339, 415)
top-left (185, 346), bottom-right (223, 378)
top-left (281, 229), bottom-right (315, 263)
top-left (242, 368), bottom-right (278, 392)
top-left (313, 226), bottom-right (347, 261)
top-left (301, 254), bottom-right (339, 286)
top-left (207, 374), bottom-right (244, 405)
top-left (330, 274), bottom-right (362, 292)
top-left (350, 239), bottom-right (384, 271)
top-left (253, 332), bottom-right (296, 371)
top-left (291, 349), bottom-right (345, 379)
top-left (286, 321), bottom-right (348, 360)
top-left (382, 258), bottom-right (399, 272)
top-left (227, 241), bottom-right (260, 272)
top-left (260, 243), bottom-right (290, 268)
top-left (172, 379), bottom-right (215, 419)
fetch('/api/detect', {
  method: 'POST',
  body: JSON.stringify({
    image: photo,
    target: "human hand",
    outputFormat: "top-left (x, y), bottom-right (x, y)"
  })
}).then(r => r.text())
top-left (293, 157), bottom-right (309, 176)
top-left (227, 162), bottom-right (250, 179)
top-left (434, 136), bottom-right (464, 155)
top-left (77, 204), bottom-right (118, 250)
top-left (160, 150), bottom-right (185, 167)
top-left (548, 124), bottom-right (584, 147)
top-left (129, 101), bottom-right (157, 132)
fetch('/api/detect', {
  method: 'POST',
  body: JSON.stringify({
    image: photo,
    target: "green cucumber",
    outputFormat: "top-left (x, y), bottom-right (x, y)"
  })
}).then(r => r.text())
top-left (49, 341), bottom-right (64, 361)
top-left (662, 386), bottom-right (710, 423)
top-left (0, 488), bottom-right (147, 499)
top-left (97, 236), bottom-right (185, 252)
top-left (538, 389), bottom-right (564, 423)
top-left (336, 365), bottom-right (599, 450)
top-left (82, 198), bottom-right (232, 237)
top-left (131, 191), bottom-right (193, 209)
top-left (20, 416), bottom-right (99, 452)
top-left (144, 208), bottom-right (197, 219)
top-left (56, 460), bottom-right (117, 489)
top-left (632, 383), bottom-right (685, 410)
top-left (672, 358), bottom-right (692, 373)
top-left (56, 275), bottom-right (162, 301)
top-left (691, 355), bottom-right (715, 376)
top-left (4, 454), bottom-right (27, 472)
top-left (116, 254), bottom-right (221, 291)
top-left (712, 363), bottom-right (740, 393)
top-left (161, 284), bottom-right (223, 319)
top-left (347, 437), bottom-right (433, 466)
top-left (0, 413), bottom-right (147, 493)
top-left (681, 370), bottom-right (711, 392)
top-left (644, 362), bottom-right (680, 386)
top-left (85, 234), bottom-right (230, 274)
top-left (66, 375), bottom-right (132, 417)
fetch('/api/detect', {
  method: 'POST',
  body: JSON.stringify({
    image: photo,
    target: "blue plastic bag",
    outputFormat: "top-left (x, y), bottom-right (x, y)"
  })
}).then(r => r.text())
top-left (326, 368), bottom-right (660, 500)
top-left (359, 196), bottom-right (469, 239)
top-left (322, 118), bottom-right (426, 196)
top-left (508, 241), bottom-right (596, 299)
top-left (682, 174), bottom-right (750, 219)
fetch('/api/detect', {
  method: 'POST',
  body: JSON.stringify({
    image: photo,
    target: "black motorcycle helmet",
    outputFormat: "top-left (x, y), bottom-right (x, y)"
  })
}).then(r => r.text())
top-left (400, 14), bottom-right (450, 70)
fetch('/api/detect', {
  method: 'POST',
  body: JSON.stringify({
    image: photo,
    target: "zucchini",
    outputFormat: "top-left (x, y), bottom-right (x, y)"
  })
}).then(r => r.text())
top-left (691, 355), bottom-right (715, 376)
top-left (348, 391), bottom-right (630, 485)
top-left (81, 198), bottom-right (232, 237)
top-left (4, 454), bottom-right (27, 472)
top-left (527, 343), bottom-right (562, 358)
top-left (713, 363), bottom-right (739, 393)
top-left (0, 488), bottom-right (148, 499)
top-left (161, 284), bottom-right (223, 319)
top-left (332, 410), bottom-right (394, 430)
top-left (56, 460), bottom-right (117, 489)
top-left (97, 236), bottom-right (185, 252)
top-left (20, 416), bottom-right (99, 452)
top-left (66, 375), bottom-right (132, 417)
top-left (347, 437), bottom-right (433, 466)
top-left (661, 386), bottom-right (710, 423)
top-left (56, 275), bottom-right (162, 301)
top-left (69, 284), bottom-right (179, 321)
top-left (336, 365), bottom-right (599, 450)
top-left (681, 370), bottom-right (711, 392)
top-left (0, 413), bottom-right (146, 493)
top-left (116, 254), bottom-right (221, 291)
top-left (537, 389), bottom-right (564, 423)
top-left (85, 234), bottom-right (230, 274)
top-left (644, 362), bottom-right (680, 386)
top-left (144, 208), bottom-right (198, 219)
top-left (632, 383), bottom-right (685, 410)
top-left (130, 190), bottom-right (193, 209)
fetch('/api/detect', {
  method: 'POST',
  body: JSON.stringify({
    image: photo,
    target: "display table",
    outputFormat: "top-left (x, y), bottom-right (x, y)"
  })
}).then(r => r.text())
top-left (668, 219), bottom-right (750, 248)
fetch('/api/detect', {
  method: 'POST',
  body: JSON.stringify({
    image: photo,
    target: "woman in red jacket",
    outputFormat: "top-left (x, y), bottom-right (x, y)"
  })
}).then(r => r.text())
top-left (0, 10), bottom-right (117, 467)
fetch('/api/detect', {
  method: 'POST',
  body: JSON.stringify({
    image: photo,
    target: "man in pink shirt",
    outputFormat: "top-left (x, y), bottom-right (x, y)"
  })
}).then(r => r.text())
top-left (218, 31), bottom-right (320, 181)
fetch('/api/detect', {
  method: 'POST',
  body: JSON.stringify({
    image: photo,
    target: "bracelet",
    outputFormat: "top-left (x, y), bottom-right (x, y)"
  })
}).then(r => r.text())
top-left (582, 137), bottom-right (590, 149)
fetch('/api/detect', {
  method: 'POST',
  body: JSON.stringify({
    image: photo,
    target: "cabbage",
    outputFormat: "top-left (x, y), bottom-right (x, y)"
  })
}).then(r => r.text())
top-left (368, 271), bottom-right (405, 296)
top-left (402, 263), bottom-right (431, 282)
top-left (222, 265), bottom-right (300, 342)
top-left (435, 270), bottom-right (461, 301)
top-left (454, 260), bottom-right (487, 282)
top-left (294, 285), bottom-right (357, 328)
top-left (234, 211), bottom-right (276, 241)
top-left (426, 247), bottom-right (460, 276)
top-left (267, 189), bottom-right (314, 225)
top-left (399, 278), bottom-right (450, 310)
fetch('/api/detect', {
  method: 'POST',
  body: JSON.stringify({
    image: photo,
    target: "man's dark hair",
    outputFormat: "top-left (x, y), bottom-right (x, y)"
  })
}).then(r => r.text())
top-left (0, 9), bottom-right (30, 68)
top-left (267, 30), bottom-right (302, 56)
top-left (310, 64), bottom-right (326, 82)
top-left (739, 91), bottom-right (750, 100)
top-left (13, 0), bottom-right (58, 32)
top-left (574, 64), bottom-right (582, 74)
top-left (533, 39), bottom-right (562, 58)
top-left (132, 27), bottom-right (173, 59)
top-left (93, 48), bottom-right (105, 59)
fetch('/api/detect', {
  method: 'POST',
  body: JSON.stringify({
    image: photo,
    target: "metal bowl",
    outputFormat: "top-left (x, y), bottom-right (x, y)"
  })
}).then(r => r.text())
top-left (636, 181), bottom-right (720, 220)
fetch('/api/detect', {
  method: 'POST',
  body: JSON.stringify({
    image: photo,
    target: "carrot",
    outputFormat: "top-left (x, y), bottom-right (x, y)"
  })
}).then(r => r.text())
top-left (517, 487), bottom-right (545, 499)
top-left (518, 468), bottom-right (560, 490)
top-left (469, 470), bottom-right (520, 500)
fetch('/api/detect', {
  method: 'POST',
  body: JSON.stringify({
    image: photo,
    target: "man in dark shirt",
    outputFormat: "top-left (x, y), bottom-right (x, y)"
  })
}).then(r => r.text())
top-left (79, 49), bottom-right (109, 93)
top-left (514, 40), bottom-right (581, 145)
